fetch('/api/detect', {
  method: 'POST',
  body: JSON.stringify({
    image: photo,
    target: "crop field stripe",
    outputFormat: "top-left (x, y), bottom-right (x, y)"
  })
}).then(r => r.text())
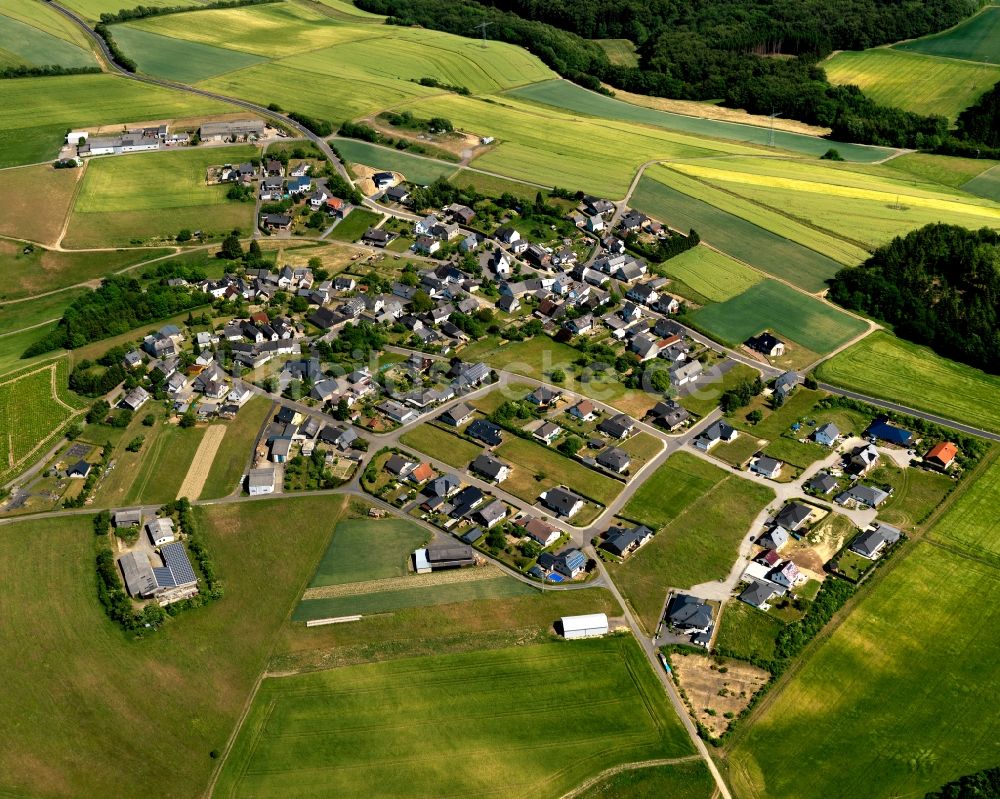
top-left (0, 13), bottom-right (96, 68)
top-left (962, 164), bottom-right (1000, 202)
top-left (632, 173), bottom-right (844, 292)
top-left (894, 5), bottom-right (1000, 63)
top-left (661, 245), bottom-right (764, 302)
top-left (505, 79), bottom-right (897, 162)
top-left (115, 24), bottom-right (266, 83)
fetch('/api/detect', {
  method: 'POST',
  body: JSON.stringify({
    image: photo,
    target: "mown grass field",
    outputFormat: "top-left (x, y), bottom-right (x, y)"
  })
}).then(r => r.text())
top-left (0, 74), bottom-right (236, 168)
top-left (449, 168), bottom-right (547, 200)
top-left (199, 395), bottom-right (272, 499)
top-left (0, 240), bottom-right (170, 300)
top-left (0, 494), bottom-right (349, 797)
top-left (887, 151), bottom-right (999, 189)
top-left (662, 245), bottom-right (764, 302)
top-left (815, 331), bottom-right (1000, 433)
top-left (336, 139), bottom-right (456, 185)
top-left (0, 12), bottom-right (95, 68)
top-left (119, 422), bottom-right (206, 504)
top-left (399, 422), bottom-right (482, 469)
top-left (678, 362), bottom-right (760, 417)
top-left (0, 288), bottom-right (87, 338)
top-left (65, 146), bottom-right (258, 247)
top-left (692, 280), bottom-right (868, 354)
top-left (295, 574), bottom-right (538, 619)
top-left (962, 164), bottom-right (1000, 202)
top-left (308, 517), bottom-right (429, 587)
top-left (495, 435), bottom-right (623, 507)
top-left (895, 4), bottom-right (1000, 62)
top-left (594, 38), bottom-right (640, 67)
top-left (115, 23), bottom-right (265, 83)
top-left (726, 542), bottom-right (1000, 799)
top-left (0, 361), bottom-right (81, 484)
top-left (613, 473), bottom-right (775, 632)
top-left (715, 600), bottom-right (783, 662)
top-left (823, 48), bottom-right (1000, 120)
top-left (61, 0), bottom-right (195, 22)
top-left (632, 172), bottom-right (847, 293)
top-left (215, 636), bottom-right (694, 799)
top-left (0, 163), bottom-right (83, 247)
top-left (621, 451), bottom-right (727, 529)
top-left (0, 0), bottom-right (97, 48)
top-left (327, 208), bottom-right (383, 242)
top-left (507, 80), bottom-right (895, 162)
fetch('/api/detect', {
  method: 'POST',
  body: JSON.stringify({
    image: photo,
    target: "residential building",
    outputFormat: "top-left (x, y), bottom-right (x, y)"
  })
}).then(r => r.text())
top-left (813, 422), bottom-right (840, 447)
top-left (467, 419), bottom-right (503, 446)
top-left (440, 402), bottom-right (474, 427)
top-left (385, 453), bottom-right (417, 477)
top-left (693, 420), bottom-right (737, 451)
top-left (774, 501), bottom-right (812, 531)
top-left (925, 441), bottom-right (958, 470)
top-left (849, 523), bottom-right (902, 559)
top-left (666, 594), bottom-right (713, 635)
top-left (739, 579), bottom-right (779, 609)
top-left (145, 517), bottom-right (175, 547)
top-left (554, 547), bottom-right (587, 577)
top-left (602, 524), bottom-right (652, 558)
top-left (247, 467), bottom-right (275, 496)
top-left (836, 484), bottom-right (890, 508)
top-left (474, 499), bottom-right (508, 528)
top-left (597, 447), bottom-right (630, 473)
top-left (541, 487), bottom-right (584, 519)
top-left (598, 413), bottom-right (634, 440)
top-left (745, 332), bottom-right (785, 357)
top-left (471, 453), bottom-right (510, 483)
top-left (751, 456), bottom-right (783, 479)
top-left (568, 399), bottom-right (597, 421)
top-left (519, 517), bottom-right (561, 548)
top-left (865, 417), bottom-right (912, 447)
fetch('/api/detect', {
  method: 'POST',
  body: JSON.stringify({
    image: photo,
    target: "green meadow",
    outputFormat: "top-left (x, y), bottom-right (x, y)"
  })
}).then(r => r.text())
top-left (815, 331), bottom-right (1000, 433)
top-left (895, 4), bottom-right (1000, 62)
top-left (114, 24), bottom-right (265, 83)
top-left (0, 13), bottom-right (95, 69)
top-left (215, 636), bottom-right (694, 799)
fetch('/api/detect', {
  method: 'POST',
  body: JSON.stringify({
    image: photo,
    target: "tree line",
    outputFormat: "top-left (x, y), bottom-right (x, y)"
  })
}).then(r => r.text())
top-left (22, 276), bottom-right (211, 357)
top-left (355, 0), bottom-right (996, 149)
top-left (828, 224), bottom-right (1000, 373)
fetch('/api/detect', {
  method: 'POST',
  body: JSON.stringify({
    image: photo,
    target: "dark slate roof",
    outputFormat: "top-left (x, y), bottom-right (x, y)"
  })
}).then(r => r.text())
top-left (774, 502), bottom-right (812, 529)
top-left (542, 487), bottom-right (583, 516)
top-left (865, 417), bottom-right (912, 446)
top-left (739, 580), bottom-right (776, 607)
top-left (667, 594), bottom-right (713, 629)
top-left (467, 419), bottom-right (503, 446)
top-left (471, 453), bottom-right (508, 480)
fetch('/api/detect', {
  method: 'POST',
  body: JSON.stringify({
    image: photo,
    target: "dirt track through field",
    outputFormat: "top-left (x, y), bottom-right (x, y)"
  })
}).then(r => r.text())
top-left (302, 564), bottom-right (504, 600)
top-left (176, 425), bottom-right (226, 500)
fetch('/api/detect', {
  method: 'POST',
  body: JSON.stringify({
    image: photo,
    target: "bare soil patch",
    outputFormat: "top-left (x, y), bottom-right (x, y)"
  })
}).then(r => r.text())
top-left (176, 424), bottom-right (226, 499)
top-left (672, 653), bottom-right (769, 737)
top-left (0, 164), bottom-right (82, 247)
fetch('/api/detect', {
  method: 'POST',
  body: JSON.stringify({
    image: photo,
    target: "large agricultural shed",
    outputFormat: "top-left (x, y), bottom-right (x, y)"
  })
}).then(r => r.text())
top-left (561, 613), bottom-right (609, 639)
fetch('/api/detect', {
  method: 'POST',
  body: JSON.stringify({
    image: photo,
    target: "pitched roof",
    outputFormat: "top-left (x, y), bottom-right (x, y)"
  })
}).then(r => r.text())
top-left (926, 441), bottom-right (957, 465)
top-left (542, 487), bottom-right (583, 516)
top-left (667, 594), bottom-right (713, 629)
top-left (471, 453), bottom-right (508, 480)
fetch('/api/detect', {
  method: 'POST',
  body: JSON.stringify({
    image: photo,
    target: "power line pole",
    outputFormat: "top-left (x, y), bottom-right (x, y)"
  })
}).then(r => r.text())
top-left (471, 20), bottom-right (493, 48)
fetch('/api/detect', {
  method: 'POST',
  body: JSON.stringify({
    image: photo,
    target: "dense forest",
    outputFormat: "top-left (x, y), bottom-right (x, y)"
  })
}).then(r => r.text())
top-left (23, 277), bottom-right (210, 357)
top-left (925, 765), bottom-right (1000, 799)
top-left (356, 0), bottom-right (994, 148)
top-left (828, 224), bottom-right (1000, 372)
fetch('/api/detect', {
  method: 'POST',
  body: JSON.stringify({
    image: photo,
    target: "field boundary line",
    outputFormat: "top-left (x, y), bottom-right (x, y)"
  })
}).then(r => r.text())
top-left (177, 424), bottom-right (226, 499)
top-left (302, 563), bottom-right (507, 599)
top-left (559, 756), bottom-right (703, 799)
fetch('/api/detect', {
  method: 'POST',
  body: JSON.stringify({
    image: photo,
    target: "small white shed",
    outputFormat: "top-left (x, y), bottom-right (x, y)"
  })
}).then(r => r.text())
top-left (561, 613), bottom-right (609, 640)
top-left (413, 548), bottom-right (431, 575)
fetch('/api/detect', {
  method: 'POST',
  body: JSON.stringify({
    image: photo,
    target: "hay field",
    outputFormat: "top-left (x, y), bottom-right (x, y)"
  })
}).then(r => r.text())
top-left (662, 245), bottom-right (764, 302)
top-left (595, 38), bottom-right (640, 67)
top-left (726, 542), bottom-right (1000, 799)
top-left (823, 48), bottom-right (1000, 120)
top-left (199, 395), bottom-right (273, 499)
top-left (895, 4), bottom-right (1000, 62)
top-left (815, 331), bottom-right (1000, 433)
top-left (0, 164), bottom-right (82, 247)
top-left (962, 164), bottom-right (1000, 202)
top-left (0, 74), bottom-right (235, 168)
top-left (0, 495), bottom-right (350, 797)
top-left (335, 139), bottom-right (456, 184)
top-left (692, 280), bottom-right (868, 353)
top-left (0, 0), bottom-right (96, 48)
top-left (507, 80), bottom-right (896, 162)
top-left (214, 636), bottom-right (694, 799)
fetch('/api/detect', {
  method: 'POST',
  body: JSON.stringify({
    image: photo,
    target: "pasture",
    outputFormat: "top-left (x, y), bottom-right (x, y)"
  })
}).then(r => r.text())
top-left (929, 453), bottom-right (1000, 566)
top-left (0, 240), bottom-right (170, 300)
top-left (65, 146), bottom-right (258, 247)
top-left (399, 423), bottom-right (482, 469)
top-left (0, 74), bottom-right (235, 168)
top-left (726, 543), bottom-right (1000, 799)
top-left (0, 12), bottom-right (95, 69)
top-left (199, 395), bottom-right (273, 499)
top-left (692, 280), bottom-right (868, 354)
top-left (0, 494), bottom-right (349, 798)
top-left (715, 600), bottom-right (783, 662)
top-left (114, 24), bottom-right (265, 83)
top-left (507, 80), bottom-right (896, 162)
top-left (621, 451), bottom-right (727, 529)
top-left (662, 245), bottom-right (764, 302)
top-left (336, 138), bottom-right (456, 185)
top-left (0, 361), bottom-right (81, 484)
top-left (495, 435), bottom-right (623, 506)
top-left (631, 172), bottom-right (847, 293)
top-left (595, 38), bottom-right (640, 67)
top-left (823, 48), bottom-right (1000, 120)
top-left (815, 331), bottom-right (1000, 434)
top-left (214, 636), bottom-right (694, 799)
top-left (895, 4), bottom-right (1000, 63)
top-left (613, 475), bottom-right (775, 633)
top-left (308, 517), bottom-right (429, 587)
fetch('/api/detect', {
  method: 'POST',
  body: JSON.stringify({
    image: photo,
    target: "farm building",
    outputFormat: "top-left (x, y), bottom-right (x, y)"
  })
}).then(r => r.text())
top-left (247, 467), bottom-right (276, 496)
top-left (199, 119), bottom-right (264, 141)
top-left (561, 613), bottom-right (609, 639)
top-left (146, 517), bottom-right (176, 547)
top-left (113, 509), bottom-right (142, 528)
top-left (415, 544), bottom-right (476, 573)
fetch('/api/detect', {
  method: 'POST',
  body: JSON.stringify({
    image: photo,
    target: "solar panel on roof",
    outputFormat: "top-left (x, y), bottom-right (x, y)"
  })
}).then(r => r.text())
top-left (161, 542), bottom-right (197, 586)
